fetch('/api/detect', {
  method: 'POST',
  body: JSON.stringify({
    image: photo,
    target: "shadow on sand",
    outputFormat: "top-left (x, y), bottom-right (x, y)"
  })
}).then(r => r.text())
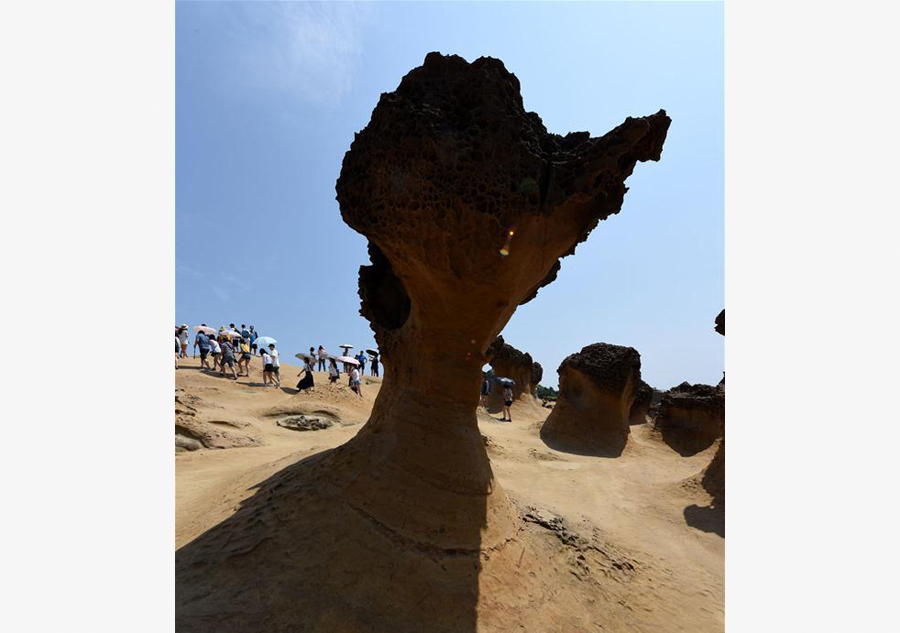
top-left (683, 503), bottom-right (724, 537)
top-left (538, 427), bottom-right (628, 458)
top-left (658, 426), bottom-right (718, 457)
top-left (176, 443), bottom-right (485, 633)
top-left (683, 440), bottom-right (724, 537)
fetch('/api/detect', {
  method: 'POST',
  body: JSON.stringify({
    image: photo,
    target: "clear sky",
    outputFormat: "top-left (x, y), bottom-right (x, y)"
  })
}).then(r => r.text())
top-left (176, 1), bottom-right (723, 390)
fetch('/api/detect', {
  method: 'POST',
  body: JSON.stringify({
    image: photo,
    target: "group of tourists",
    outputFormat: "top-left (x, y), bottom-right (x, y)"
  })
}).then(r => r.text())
top-left (176, 324), bottom-right (377, 399)
top-left (480, 373), bottom-right (515, 422)
top-left (294, 344), bottom-right (376, 399)
top-left (178, 323), bottom-right (274, 383)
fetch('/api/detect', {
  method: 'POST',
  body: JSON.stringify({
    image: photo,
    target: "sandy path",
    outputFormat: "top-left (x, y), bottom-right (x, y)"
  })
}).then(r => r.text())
top-left (176, 358), bottom-right (723, 630)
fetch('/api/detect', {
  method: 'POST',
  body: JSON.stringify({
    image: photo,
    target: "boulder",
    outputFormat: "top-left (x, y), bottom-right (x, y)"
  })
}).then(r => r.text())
top-left (541, 343), bottom-right (643, 455)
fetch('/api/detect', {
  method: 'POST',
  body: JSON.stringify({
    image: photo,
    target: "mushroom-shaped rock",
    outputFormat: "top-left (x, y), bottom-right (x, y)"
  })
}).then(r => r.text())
top-left (653, 382), bottom-right (725, 454)
top-left (530, 361), bottom-right (544, 396)
top-left (177, 52), bottom-right (670, 631)
top-left (629, 379), bottom-right (653, 424)
top-left (485, 336), bottom-right (535, 410)
top-left (540, 343), bottom-right (643, 455)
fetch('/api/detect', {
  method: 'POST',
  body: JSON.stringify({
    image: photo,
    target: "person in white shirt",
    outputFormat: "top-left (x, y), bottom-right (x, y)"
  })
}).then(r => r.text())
top-left (350, 367), bottom-right (362, 398)
top-left (209, 336), bottom-right (222, 371)
top-left (317, 345), bottom-right (328, 371)
top-left (177, 325), bottom-right (189, 358)
top-left (268, 344), bottom-right (281, 387)
top-left (260, 348), bottom-right (272, 387)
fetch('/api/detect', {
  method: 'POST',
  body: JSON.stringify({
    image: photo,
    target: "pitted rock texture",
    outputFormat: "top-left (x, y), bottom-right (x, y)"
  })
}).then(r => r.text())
top-left (337, 52), bottom-right (670, 359)
top-left (178, 52), bottom-right (670, 632)
top-left (541, 343), bottom-right (643, 455)
top-left (485, 336), bottom-right (536, 410)
top-left (629, 380), bottom-right (653, 424)
top-left (276, 415), bottom-right (333, 432)
top-left (653, 382), bottom-right (725, 454)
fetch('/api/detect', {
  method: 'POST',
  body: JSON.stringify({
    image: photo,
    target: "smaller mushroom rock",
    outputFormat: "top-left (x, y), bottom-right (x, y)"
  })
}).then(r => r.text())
top-left (530, 362), bottom-right (544, 397)
top-left (629, 380), bottom-right (653, 424)
top-left (652, 382), bottom-right (724, 454)
top-left (485, 336), bottom-right (535, 411)
top-left (540, 343), bottom-right (642, 455)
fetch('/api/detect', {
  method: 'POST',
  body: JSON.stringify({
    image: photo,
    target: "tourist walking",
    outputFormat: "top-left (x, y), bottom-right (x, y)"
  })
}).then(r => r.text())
top-left (356, 351), bottom-right (367, 375)
top-left (260, 347), bottom-right (272, 387)
top-left (220, 338), bottom-right (238, 380)
top-left (481, 374), bottom-right (491, 409)
top-left (195, 330), bottom-right (211, 369)
top-left (370, 354), bottom-right (379, 377)
top-left (237, 339), bottom-right (252, 377)
top-left (317, 345), bottom-right (328, 371)
top-left (268, 343), bottom-right (281, 387)
top-left (328, 358), bottom-right (340, 383)
top-left (177, 325), bottom-right (190, 358)
top-left (502, 385), bottom-right (514, 422)
top-left (296, 356), bottom-right (315, 391)
top-left (249, 325), bottom-right (258, 354)
top-left (349, 366), bottom-right (363, 398)
top-left (209, 335), bottom-right (222, 371)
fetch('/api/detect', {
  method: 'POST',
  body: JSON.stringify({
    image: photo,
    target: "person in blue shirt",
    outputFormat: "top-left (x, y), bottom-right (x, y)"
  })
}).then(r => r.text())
top-left (356, 351), bottom-right (366, 375)
top-left (195, 331), bottom-right (211, 369)
top-left (249, 325), bottom-right (258, 354)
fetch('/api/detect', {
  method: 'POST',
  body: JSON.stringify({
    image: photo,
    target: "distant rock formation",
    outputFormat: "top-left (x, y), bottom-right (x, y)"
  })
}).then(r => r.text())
top-left (485, 336), bottom-right (537, 410)
top-left (715, 309), bottom-right (725, 387)
top-left (530, 362), bottom-right (544, 396)
top-left (177, 52), bottom-right (670, 632)
top-left (541, 343), bottom-right (643, 455)
top-left (653, 382), bottom-right (724, 455)
top-left (629, 380), bottom-right (653, 424)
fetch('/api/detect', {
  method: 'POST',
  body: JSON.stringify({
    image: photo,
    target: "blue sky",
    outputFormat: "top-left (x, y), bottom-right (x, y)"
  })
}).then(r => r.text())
top-left (176, 1), bottom-right (723, 389)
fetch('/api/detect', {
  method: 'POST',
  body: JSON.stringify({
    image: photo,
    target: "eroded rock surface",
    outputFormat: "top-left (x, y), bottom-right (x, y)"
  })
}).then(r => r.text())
top-left (175, 391), bottom-right (261, 451)
top-left (653, 382), bottom-right (725, 455)
top-left (177, 52), bottom-right (670, 632)
top-left (276, 415), bottom-right (333, 432)
top-left (540, 343), bottom-right (643, 455)
top-left (485, 336), bottom-right (535, 410)
top-left (629, 380), bottom-right (653, 424)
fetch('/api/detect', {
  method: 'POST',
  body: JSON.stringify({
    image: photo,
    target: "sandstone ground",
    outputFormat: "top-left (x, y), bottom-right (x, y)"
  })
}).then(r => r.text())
top-left (176, 357), bottom-right (723, 632)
